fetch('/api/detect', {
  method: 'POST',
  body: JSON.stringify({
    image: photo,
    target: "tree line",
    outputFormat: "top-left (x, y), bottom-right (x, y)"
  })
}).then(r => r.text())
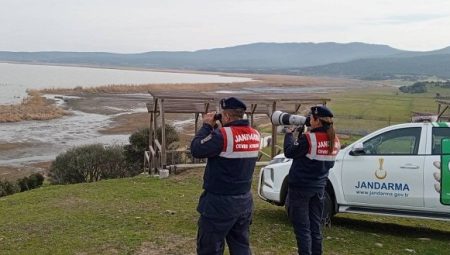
top-left (399, 80), bottom-right (450, 94)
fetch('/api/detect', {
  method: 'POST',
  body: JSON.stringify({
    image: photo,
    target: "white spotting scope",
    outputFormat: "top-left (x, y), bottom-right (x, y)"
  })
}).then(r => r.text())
top-left (271, 111), bottom-right (307, 126)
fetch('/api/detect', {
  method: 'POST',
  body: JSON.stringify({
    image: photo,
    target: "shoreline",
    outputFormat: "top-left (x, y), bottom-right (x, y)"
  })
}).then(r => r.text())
top-left (0, 60), bottom-right (380, 85)
top-left (1, 63), bottom-right (381, 123)
top-left (0, 60), bottom-right (259, 80)
top-left (0, 67), bottom-right (390, 172)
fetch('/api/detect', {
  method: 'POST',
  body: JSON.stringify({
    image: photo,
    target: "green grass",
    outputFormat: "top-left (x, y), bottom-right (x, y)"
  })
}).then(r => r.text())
top-left (2, 84), bottom-right (450, 254)
top-left (1, 170), bottom-right (450, 255)
top-left (259, 85), bottom-right (443, 148)
top-left (328, 86), bottom-right (443, 134)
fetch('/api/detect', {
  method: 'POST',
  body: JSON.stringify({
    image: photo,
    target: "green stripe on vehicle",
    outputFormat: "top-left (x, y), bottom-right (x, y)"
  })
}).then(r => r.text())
top-left (433, 122), bottom-right (449, 127)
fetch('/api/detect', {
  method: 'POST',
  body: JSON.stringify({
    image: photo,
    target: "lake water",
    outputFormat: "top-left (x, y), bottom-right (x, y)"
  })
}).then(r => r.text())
top-left (0, 63), bottom-right (346, 167)
top-left (0, 63), bottom-right (252, 166)
top-left (0, 106), bottom-right (129, 165)
top-left (0, 62), bottom-right (251, 104)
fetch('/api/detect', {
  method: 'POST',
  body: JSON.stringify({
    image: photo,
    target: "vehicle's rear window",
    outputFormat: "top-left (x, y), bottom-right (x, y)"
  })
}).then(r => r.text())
top-left (432, 127), bottom-right (450, 154)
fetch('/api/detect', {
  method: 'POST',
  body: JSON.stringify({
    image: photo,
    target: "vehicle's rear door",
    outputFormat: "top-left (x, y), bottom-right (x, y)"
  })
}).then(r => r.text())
top-left (423, 123), bottom-right (450, 212)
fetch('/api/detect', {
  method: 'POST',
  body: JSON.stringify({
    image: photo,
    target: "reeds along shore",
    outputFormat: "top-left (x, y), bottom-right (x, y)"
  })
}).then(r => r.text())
top-left (0, 91), bottom-right (67, 123)
top-left (35, 82), bottom-right (255, 94)
top-left (0, 83), bottom-right (235, 123)
top-left (36, 84), bottom-right (158, 94)
top-left (0, 82), bottom-right (247, 123)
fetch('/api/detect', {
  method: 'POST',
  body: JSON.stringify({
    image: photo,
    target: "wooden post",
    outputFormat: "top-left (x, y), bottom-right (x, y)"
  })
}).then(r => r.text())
top-left (153, 99), bottom-right (159, 169)
top-left (295, 104), bottom-right (301, 113)
top-left (148, 112), bottom-right (154, 174)
top-left (148, 112), bottom-right (155, 146)
top-left (194, 113), bottom-right (199, 134)
top-left (438, 105), bottom-right (449, 121)
top-left (149, 146), bottom-right (156, 172)
top-left (271, 101), bottom-right (277, 159)
top-left (152, 98), bottom-right (158, 144)
top-left (149, 112), bottom-right (153, 148)
top-left (193, 112), bottom-right (200, 163)
top-left (250, 104), bottom-right (257, 128)
top-left (160, 98), bottom-right (167, 169)
top-left (143, 152), bottom-right (147, 174)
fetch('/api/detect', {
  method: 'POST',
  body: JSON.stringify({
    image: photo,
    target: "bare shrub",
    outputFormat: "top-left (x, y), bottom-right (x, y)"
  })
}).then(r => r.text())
top-left (0, 179), bottom-right (20, 197)
top-left (49, 144), bottom-right (128, 184)
top-left (17, 173), bottom-right (45, 192)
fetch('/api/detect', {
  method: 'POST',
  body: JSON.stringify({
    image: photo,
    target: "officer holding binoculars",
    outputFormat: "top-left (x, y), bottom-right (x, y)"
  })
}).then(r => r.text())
top-left (190, 97), bottom-right (260, 255)
top-left (284, 105), bottom-right (340, 255)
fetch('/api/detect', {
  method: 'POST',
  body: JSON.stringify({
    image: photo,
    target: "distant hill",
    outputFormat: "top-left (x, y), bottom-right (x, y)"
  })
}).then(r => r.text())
top-left (289, 53), bottom-right (450, 79)
top-left (1, 42), bottom-right (450, 79)
top-left (0, 42), bottom-right (405, 70)
top-left (423, 46), bottom-right (450, 55)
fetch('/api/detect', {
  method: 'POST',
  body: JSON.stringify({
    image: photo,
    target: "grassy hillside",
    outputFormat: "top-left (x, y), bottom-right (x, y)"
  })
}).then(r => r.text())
top-left (2, 83), bottom-right (450, 254)
top-left (1, 169), bottom-right (450, 255)
top-left (292, 54), bottom-right (450, 79)
top-left (328, 85), bottom-right (442, 135)
top-left (257, 85), bottom-right (443, 139)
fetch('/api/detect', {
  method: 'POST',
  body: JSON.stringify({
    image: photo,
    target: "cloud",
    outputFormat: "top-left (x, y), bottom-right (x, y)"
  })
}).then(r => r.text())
top-left (379, 13), bottom-right (449, 24)
top-left (1, 0), bottom-right (450, 52)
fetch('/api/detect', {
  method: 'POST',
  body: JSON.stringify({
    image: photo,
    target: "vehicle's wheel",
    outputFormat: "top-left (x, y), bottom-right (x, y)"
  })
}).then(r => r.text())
top-left (284, 192), bottom-right (290, 216)
top-left (323, 190), bottom-right (334, 226)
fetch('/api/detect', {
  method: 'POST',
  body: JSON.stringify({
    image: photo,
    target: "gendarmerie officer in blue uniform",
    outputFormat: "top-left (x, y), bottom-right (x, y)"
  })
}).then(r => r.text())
top-left (284, 106), bottom-right (340, 255)
top-left (191, 97), bottom-right (261, 255)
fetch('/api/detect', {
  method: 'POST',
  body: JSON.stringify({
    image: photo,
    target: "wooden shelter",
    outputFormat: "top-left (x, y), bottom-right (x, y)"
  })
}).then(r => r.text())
top-left (144, 90), bottom-right (330, 174)
top-left (409, 97), bottom-right (450, 122)
top-left (437, 97), bottom-right (450, 121)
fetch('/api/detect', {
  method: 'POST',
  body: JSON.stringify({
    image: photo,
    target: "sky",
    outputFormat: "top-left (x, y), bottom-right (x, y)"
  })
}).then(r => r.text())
top-left (2, 0), bottom-right (450, 53)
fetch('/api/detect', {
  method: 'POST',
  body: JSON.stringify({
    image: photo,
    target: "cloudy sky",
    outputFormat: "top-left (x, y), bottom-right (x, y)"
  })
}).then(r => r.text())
top-left (2, 0), bottom-right (450, 53)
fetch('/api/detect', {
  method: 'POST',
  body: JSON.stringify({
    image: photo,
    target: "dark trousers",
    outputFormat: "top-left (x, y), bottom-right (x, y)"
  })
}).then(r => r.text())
top-left (197, 212), bottom-right (252, 255)
top-left (288, 188), bottom-right (325, 255)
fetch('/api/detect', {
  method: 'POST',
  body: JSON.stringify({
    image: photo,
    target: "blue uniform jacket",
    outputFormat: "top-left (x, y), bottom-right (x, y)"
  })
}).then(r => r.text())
top-left (190, 119), bottom-right (258, 218)
top-left (284, 127), bottom-right (335, 192)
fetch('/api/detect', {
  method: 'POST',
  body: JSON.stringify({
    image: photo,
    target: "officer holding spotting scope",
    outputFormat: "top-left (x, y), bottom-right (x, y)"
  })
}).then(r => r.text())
top-left (190, 97), bottom-right (261, 255)
top-left (279, 106), bottom-right (340, 255)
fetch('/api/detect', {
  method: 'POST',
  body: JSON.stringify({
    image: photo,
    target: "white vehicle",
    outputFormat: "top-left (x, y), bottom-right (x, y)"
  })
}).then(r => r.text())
top-left (258, 122), bottom-right (450, 221)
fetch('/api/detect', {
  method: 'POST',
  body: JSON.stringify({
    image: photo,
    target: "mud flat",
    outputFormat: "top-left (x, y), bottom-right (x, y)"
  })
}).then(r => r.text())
top-left (0, 73), bottom-right (389, 174)
top-left (0, 162), bottom-right (48, 181)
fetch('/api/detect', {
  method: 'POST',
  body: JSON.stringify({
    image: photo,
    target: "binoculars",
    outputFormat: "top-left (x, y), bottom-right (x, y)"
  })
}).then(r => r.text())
top-left (214, 113), bottom-right (222, 121)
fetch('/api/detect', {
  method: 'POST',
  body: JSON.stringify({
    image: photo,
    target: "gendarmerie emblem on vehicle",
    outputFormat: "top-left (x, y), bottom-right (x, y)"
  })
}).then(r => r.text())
top-left (375, 158), bottom-right (387, 180)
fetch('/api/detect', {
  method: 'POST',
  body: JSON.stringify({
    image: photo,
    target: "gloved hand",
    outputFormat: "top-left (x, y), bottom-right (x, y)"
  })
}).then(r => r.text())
top-left (282, 126), bottom-right (296, 134)
top-left (202, 112), bottom-right (217, 127)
